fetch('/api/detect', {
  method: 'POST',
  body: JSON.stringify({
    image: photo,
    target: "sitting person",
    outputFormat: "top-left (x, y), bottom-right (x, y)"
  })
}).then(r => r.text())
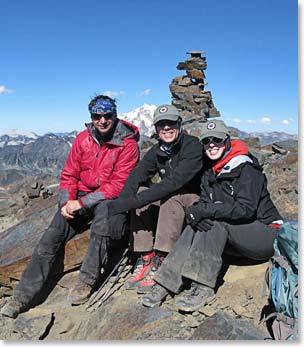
top-left (1, 95), bottom-right (139, 318)
top-left (105, 104), bottom-right (203, 293)
top-left (141, 119), bottom-right (283, 311)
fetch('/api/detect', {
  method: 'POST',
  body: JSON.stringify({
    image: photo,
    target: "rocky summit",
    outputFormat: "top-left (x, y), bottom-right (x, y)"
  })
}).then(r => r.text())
top-left (0, 52), bottom-right (298, 341)
top-left (0, 127), bottom-right (298, 341)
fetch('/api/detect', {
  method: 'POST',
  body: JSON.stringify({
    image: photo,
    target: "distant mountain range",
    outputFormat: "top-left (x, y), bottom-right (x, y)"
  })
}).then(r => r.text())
top-left (0, 131), bottom-right (77, 188)
top-left (0, 130), bottom-right (38, 147)
top-left (0, 104), bottom-right (298, 189)
top-left (1, 104), bottom-right (298, 147)
top-left (227, 126), bottom-right (298, 146)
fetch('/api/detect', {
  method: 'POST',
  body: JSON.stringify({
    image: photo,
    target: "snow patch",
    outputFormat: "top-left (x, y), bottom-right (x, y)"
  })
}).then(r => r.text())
top-left (119, 104), bottom-right (157, 137)
top-left (5, 129), bottom-right (38, 139)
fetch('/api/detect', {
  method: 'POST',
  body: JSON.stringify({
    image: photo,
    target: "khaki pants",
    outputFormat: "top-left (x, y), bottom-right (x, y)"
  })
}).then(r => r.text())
top-left (130, 187), bottom-right (199, 253)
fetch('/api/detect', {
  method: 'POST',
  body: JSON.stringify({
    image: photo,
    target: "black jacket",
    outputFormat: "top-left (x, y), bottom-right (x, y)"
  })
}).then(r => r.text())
top-left (198, 154), bottom-right (282, 225)
top-left (120, 133), bottom-right (203, 207)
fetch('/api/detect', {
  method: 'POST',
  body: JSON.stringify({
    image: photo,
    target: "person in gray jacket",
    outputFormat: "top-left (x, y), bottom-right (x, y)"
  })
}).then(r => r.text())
top-left (142, 119), bottom-right (283, 312)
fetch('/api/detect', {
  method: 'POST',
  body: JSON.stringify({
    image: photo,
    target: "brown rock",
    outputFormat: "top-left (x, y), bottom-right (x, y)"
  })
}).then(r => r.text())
top-left (187, 69), bottom-right (204, 80)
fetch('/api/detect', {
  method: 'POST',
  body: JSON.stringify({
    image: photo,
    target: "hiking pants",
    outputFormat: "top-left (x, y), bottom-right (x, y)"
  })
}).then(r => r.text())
top-left (154, 220), bottom-right (279, 294)
top-left (130, 187), bottom-right (199, 253)
top-left (14, 203), bottom-right (110, 305)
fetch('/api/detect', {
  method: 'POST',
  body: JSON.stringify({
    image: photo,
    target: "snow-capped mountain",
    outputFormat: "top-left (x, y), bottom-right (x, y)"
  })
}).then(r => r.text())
top-left (0, 130), bottom-right (38, 147)
top-left (119, 104), bottom-right (157, 137)
top-left (0, 105), bottom-right (298, 148)
top-left (0, 106), bottom-right (298, 190)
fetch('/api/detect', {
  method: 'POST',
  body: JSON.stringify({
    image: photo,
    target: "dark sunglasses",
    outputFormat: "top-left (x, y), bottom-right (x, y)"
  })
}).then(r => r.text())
top-left (156, 120), bottom-right (179, 129)
top-left (91, 112), bottom-right (115, 121)
top-left (202, 136), bottom-right (225, 147)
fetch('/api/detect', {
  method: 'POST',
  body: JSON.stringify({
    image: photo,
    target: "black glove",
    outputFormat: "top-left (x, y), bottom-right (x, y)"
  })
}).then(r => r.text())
top-left (107, 196), bottom-right (140, 217)
top-left (108, 213), bottom-right (128, 240)
top-left (186, 203), bottom-right (205, 228)
top-left (196, 219), bottom-right (214, 232)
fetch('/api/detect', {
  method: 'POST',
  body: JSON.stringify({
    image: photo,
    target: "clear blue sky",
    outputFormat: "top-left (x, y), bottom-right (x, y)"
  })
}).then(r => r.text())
top-left (0, 0), bottom-right (298, 135)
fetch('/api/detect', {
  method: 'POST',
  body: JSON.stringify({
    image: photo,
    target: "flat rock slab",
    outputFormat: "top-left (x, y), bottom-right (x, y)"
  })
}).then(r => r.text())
top-left (13, 312), bottom-right (54, 340)
top-left (1, 257), bottom-right (273, 341)
top-left (192, 311), bottom-right (267, 340)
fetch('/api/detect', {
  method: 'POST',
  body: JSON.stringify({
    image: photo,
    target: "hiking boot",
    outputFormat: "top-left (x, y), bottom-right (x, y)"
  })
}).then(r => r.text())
top-left (1, 297), bottom-right (25, 319)
top-left (142, 283), bottom-right (169, 308)
top-left (137, 255), bottom-right (164, 294)
top-left (176, 282), bottom-right (215, 312)
top-left (124, 251), bottom-right (156, 290)
top-left (68, 279), bottom-right (93, 306)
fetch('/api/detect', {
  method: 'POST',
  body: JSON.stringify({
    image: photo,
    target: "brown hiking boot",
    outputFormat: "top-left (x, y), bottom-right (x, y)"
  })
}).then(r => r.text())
top-left (176, 282), bottom-right (215, 312)
top-left (142, 283), bottom-right (169, 308)
top-left (1, 297), bottom-right (25, 319)
top-left (68, 279), bottom-right (93, 306)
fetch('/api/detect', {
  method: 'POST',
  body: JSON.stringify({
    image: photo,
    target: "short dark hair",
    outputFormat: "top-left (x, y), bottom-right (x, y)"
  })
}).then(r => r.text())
top-left (88, 95), bottom-right (117, 114)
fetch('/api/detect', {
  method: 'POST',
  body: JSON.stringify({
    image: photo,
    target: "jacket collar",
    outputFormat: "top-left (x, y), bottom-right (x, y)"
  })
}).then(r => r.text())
top-left (86, 120), bottom-right (139, 146)
top-left (156, 132), bottom-right (184, 157)
top-left (217, 155), bottom-right (253, 176)
top-left (212, 140), bottom-right (249, 174)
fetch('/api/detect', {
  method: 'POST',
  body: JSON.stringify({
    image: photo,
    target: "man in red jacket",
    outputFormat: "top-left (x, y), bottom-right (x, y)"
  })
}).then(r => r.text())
top-left (1, 95), bottom-right (139, 318)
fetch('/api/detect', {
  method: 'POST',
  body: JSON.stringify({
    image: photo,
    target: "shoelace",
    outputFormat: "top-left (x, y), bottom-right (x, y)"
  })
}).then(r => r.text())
top-left (144, 256), bottom-right (164, 280)
top-left (131, 254), bottom-right (153, 277)
top-left (132, 257), bottom-right (145, 276)
top-left (188, 282), bottom-right (200, 297)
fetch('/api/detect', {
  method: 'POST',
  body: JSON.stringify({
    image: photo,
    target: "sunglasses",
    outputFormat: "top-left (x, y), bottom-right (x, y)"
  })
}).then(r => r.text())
top-left (156, 120), bottom-right (179, 129)
top-left (91, 112), bottom-right (115, 121)
top-left (202, 137), bottom-right (225, 147)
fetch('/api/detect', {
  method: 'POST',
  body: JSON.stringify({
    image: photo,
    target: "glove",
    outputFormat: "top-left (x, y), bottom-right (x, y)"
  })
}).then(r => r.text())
top-left (107, 196), bottom-right (140, 217)
top-left (186, 203), bottom-right (205, 229)
top-left (108, 213), bottom-right (128, 240)
top-left (196, 219), bottom-right (214, 232)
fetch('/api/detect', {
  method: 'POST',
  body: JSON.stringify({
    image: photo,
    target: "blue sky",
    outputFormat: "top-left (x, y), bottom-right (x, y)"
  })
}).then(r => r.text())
top-left (0, 0), bottom-right (299, 135)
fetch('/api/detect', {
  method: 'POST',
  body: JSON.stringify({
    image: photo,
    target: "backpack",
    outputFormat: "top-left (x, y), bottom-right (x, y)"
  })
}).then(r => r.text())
top-left (262, 221), bottom-right (298, 340)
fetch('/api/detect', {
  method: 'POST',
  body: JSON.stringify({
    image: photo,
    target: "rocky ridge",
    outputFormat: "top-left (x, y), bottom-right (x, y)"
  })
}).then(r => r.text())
top-left (0, 52), bottom-right (298, 341)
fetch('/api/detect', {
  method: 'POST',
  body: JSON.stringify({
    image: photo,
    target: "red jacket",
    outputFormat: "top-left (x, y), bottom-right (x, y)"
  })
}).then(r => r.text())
top-left (59, 119), bottom-right (139, 208)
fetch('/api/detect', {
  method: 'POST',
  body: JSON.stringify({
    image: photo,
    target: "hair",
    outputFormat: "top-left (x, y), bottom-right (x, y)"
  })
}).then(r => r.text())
top-left (88, 94), bottom-right (117, 114)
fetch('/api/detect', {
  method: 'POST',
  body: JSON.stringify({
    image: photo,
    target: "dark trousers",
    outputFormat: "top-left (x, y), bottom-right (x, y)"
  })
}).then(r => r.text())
top-left (14, 203), bottom-right (110, 305)
top-left (154, 221), bottom-right (279, 294)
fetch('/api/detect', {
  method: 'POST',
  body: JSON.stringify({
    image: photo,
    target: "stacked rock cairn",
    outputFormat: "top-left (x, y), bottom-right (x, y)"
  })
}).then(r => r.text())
top-left (170, 51), bottom-right (221, 127)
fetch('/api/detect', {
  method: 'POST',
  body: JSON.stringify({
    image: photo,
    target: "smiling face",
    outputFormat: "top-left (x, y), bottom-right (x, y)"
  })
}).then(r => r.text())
top-left (205, 143), bottom-right (226, 160)
top-left (156, 120), bottom-right (180, 144)
top-left (91, 112), bottom-right (115, 135)
top-left (202, 137), bottom-right (227, 161)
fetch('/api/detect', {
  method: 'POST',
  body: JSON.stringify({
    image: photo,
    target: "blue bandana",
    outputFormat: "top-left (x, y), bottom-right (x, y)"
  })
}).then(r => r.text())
top-left (90, 98), bottom-right (117, 114)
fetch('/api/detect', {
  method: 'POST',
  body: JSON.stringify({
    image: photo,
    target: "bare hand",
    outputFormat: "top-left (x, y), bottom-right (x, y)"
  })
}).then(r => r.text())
top-left (61, 204), bottom-right (75, 219)
top-left (66, 200), bottom-right (82, 215)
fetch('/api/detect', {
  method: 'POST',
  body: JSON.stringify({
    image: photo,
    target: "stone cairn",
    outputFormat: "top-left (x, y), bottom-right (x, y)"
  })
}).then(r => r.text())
top-left (169, 51), bottom-right (221, 124)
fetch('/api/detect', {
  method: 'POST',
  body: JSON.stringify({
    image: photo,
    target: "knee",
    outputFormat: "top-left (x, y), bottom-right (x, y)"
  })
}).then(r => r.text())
top-left (36, 227), bottom-right (65, 256)
top-left (91, 215), bottom-right (108, 235)
top-left (160, 196), bottom-right (184, 217)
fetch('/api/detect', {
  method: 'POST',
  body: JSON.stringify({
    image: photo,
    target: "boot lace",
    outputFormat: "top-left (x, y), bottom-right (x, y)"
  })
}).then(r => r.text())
top-left (188, 282), bottom-right (200, 297)
top-left (132, 256), bottom-right (145, 276)
top-left (143, 255), bottom-right (164, 281)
